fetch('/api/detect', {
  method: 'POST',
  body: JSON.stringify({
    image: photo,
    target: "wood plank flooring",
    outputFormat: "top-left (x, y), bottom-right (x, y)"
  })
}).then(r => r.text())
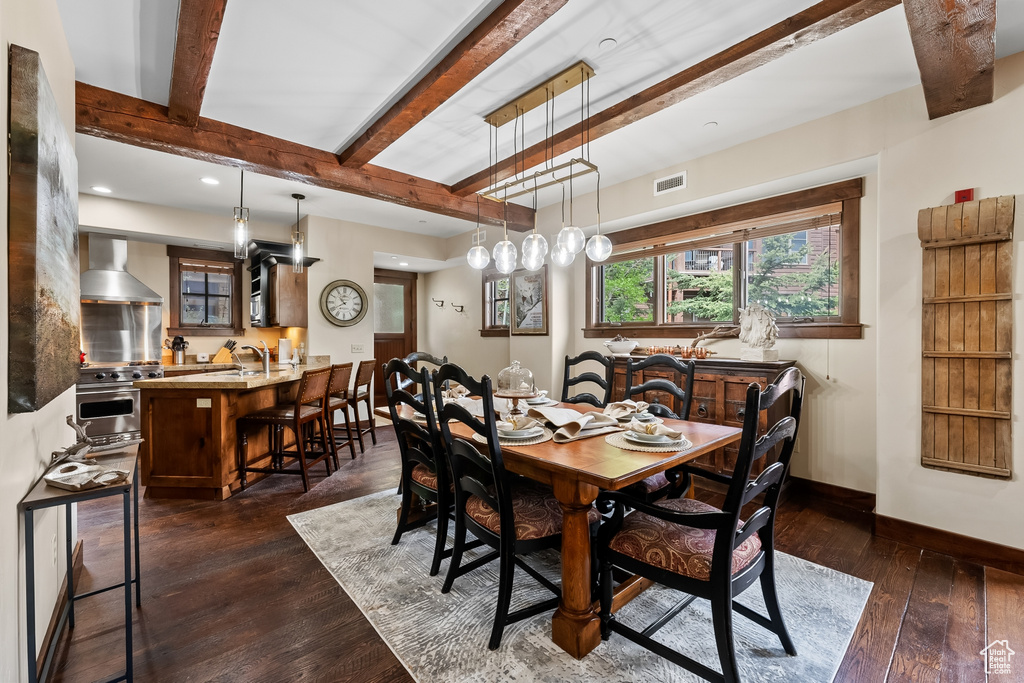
top-left (50, 432), bottom-right (1024, 682)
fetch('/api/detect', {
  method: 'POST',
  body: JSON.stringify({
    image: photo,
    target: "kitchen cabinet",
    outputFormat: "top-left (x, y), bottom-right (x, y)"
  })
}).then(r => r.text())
top-left (267, 264), bottom-right (308, 328)
top-left (611, 356), bottom-right (795, 476)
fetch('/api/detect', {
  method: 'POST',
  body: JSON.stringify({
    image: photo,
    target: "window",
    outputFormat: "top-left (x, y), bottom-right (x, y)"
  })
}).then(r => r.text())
top-left (481, 270), bottom-right (510, 336)
top-left (168, 246), bottom-right (245, 336)
top-left (585, 179), bottom-right (862, 339)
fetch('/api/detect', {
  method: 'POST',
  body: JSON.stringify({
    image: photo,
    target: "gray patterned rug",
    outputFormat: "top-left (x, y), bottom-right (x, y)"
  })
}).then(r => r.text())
top-left (288, 490), bottom-right (871, 682)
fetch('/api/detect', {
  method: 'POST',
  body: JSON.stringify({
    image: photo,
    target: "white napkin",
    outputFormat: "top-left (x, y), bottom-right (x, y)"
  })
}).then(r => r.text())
top-left (496, 415), bottom-right (540, 432)
top-left (603, 400), bottom-right (650, 420)
top-left (455, 396), bottom-right (511, 418)
top-left (527, 405), bottom-right (595, 427)
top-left (551, 412), bottom-right (622, 443)
top-left (626, 418), bottom-right (682, 440)
top-left (441, 382), bottom-right (470, 400)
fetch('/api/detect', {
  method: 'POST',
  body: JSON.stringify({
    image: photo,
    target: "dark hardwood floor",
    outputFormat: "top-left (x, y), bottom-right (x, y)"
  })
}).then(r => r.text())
top-left (51, 431), bottom-right (1023, 682)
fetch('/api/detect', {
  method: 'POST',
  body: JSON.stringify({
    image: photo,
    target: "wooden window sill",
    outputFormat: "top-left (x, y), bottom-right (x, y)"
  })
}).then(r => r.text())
top-left (480, 328), bottom-right (510, 338)
top-left (167, 326), bottom-right (246, 337)
top-left (583, 323), bottom-right (863, 340)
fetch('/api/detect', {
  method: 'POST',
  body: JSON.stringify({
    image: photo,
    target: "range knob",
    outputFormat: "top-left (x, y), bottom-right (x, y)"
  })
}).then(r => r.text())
top-left (94, 373), bottom-right (106, 380)
top-left (132, 371), bottom-right (143, 379)
top-left (148, 372), bottom-right (160, 378)
top-left (110, 372), bottom-right (120, 380)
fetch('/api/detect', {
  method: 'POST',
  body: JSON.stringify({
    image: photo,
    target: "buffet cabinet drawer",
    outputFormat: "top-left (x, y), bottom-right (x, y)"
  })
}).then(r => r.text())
top-left (611, 357), bottom-right (794, 476)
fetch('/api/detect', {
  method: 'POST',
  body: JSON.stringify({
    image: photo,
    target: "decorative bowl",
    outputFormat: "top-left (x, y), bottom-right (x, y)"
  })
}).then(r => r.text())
top-left (604, 340), bottom-right (638, 355)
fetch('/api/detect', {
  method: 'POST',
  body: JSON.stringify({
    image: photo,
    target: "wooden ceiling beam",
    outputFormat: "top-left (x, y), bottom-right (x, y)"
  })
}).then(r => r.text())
top-left (167, 0), bottom-right (228, 127)
top-left (338, 0), bottom-right (568, 168)
top-left (452, 0), bottom-right (899, 197)
top-left (76, 83), bottom-right (535, 231)
top-left (903, 0), bottom-right (995, 120)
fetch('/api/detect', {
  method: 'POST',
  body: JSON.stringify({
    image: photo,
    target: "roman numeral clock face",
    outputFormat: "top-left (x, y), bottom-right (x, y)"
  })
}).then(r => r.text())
top-left (319, 279), bottom-right (367, 327)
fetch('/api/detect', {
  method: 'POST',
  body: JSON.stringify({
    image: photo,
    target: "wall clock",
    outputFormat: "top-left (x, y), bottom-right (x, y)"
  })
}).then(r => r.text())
top-left (319, 279), bottom-right (368, 327)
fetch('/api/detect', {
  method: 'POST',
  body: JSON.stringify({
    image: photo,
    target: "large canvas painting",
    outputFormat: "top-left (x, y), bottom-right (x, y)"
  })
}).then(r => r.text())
top-left (8, 45), bottom-right (80, 413)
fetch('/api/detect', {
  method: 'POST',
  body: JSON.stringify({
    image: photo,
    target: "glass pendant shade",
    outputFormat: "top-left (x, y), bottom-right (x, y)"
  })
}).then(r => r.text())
top-left (233, 207), bottom-right (249, 259)
top-left (585, 233), bottom-right (613, 262)
top-left (467, 244), bottom-right (490, 269)
top-left (557, 225), bottom-right (586, 254)
top-left (550, 242), bottom-right (575, 267)
top-left (520, 233), bottom-right (548, 271)
top-left (493, 239), bottom-right (518, 274)
top-left (292, 230), bottom-right (304, 274)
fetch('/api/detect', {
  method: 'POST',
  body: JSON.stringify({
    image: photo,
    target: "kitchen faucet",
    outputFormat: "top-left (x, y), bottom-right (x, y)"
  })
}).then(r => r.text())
top-left (230, 351), bottom-right (246, 375)
top-left (241, 341), bottom-right (271, 373)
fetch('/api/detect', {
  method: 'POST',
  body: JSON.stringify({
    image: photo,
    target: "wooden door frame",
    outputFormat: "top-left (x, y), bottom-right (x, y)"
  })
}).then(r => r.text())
top-left (373, 268), bottom-right (417, 405)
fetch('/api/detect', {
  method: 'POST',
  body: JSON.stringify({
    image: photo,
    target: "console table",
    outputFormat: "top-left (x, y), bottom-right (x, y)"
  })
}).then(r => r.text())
top-left (19, 449), bottom-right (141, 683)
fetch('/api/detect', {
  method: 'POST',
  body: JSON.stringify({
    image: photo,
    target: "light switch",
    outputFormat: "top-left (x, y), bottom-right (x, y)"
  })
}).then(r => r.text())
top-left (196, 398), bottom-right (212, 408)
top-left (351, 344), bottom-right (364, 353)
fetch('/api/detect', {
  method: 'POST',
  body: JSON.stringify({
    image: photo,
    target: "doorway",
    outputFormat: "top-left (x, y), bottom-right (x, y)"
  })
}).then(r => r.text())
top-left (373, 268), bottom-right (417, 408)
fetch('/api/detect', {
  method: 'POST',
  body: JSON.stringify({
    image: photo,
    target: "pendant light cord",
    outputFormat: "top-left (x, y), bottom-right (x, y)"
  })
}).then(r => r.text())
top-left (239, 169), bottom-right (244, 206)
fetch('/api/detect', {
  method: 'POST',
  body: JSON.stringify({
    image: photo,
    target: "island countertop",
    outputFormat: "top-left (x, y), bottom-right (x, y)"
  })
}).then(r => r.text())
top-left (134, 360), bottom-right (331, 390)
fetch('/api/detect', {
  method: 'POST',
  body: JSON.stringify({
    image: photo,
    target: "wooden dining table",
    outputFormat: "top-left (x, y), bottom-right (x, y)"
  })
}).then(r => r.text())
top-left (375, 401), bottom-right (742, 659)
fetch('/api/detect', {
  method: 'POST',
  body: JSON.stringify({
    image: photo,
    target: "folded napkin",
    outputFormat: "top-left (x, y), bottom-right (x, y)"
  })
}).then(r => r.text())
top-left (626, 418), bottom-right (682, 440)
top-left (455, 396), bottom-right (511, 419)
top-left (441, 382), bottom-right (470, 400)
top-left (526, 405), bottom-right (595, 427)
top-left (603, 400), bottom-right (650, 420)
top-left (551, 412), bottom-right (622, 443)
top-left (496, 415), bottom-right (540, 432)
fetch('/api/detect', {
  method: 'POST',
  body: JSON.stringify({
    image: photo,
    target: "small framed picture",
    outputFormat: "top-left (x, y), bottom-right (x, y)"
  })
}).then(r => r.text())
top-left (511, 266), bottom-right (548, 336)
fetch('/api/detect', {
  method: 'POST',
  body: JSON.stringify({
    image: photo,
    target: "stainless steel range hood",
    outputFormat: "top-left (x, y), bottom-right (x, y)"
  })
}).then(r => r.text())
top-left (80, 235), bottom-right (163, 304)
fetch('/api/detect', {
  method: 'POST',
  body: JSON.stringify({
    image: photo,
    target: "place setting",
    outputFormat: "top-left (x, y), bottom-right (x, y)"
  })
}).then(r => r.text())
top-left (472, 414), bottom-right (552, 446)
top-left (605, 417), bottom-right (692, 453)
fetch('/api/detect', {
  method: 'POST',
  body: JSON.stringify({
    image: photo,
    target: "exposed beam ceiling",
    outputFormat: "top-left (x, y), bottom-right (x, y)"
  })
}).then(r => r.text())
top-left (338, 0), bottom-right (568, 168)
top-left (903, 0), bottom-right (995, 119)
top-left (451, 0), bottom-right (900, 197)
top-left (167, 0), bottom-right (229, 127)
top-left (76, 83), bottom-right (535, 230)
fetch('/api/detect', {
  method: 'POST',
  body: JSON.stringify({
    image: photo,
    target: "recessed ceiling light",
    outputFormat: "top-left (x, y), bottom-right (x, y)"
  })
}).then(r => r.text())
top-left (200, 177), bottom-right (220, 185)
top-left (599, 38), bottom-right (618, 51)
top-left (703, 121), bottom-right (719, 129)
top-left (91, 186), bottom-right (113, 193)
top-left (391, 256), bottom-right (397, 260)
top-left (399, 262), bottom-right (409, 267)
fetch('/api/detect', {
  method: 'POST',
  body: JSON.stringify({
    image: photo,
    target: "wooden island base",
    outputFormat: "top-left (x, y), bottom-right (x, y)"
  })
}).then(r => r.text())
top-left (137, 364), bottom-right (325, 499)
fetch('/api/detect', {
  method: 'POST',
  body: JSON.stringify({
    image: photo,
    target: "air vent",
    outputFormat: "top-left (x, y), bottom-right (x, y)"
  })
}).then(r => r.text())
top-left (653, 171), bottom-right (687, 196)
top-left (471, 230), bottom-right (487, 246)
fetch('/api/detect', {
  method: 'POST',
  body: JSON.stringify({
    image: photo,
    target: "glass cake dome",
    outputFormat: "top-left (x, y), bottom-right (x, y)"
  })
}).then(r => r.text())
top-left (495, 360), bottom-right (536, 397)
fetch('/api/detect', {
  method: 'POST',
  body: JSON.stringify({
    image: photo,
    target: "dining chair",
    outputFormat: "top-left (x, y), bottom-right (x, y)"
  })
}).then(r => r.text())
top-left (433, 363), bottom-right (599, 650)
top-left (350, 358), bottom-right (377, 452)
top-left (595, 368), bottom-right (805, 683)
top-left (560, 350), bottom-right (614, 408)
top-left (624, 353), bottom-right (696, 420)
top-left (385, 358), bottom-right (453, 576)
top-left (324, 363), bottom-right (358, 462)
top-left (236, 366), bottom-right (334, 492)
top-left (623, 353), bottom-right (696, 502)
top-left (392, 351), bottom-right (448, 398)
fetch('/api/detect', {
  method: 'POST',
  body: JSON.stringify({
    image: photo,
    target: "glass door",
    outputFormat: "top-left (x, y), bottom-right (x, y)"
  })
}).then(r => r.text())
top-left (373, 268), bottom-right (416, 407)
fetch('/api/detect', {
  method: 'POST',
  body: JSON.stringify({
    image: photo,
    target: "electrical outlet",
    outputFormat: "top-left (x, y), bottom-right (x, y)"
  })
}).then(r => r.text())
top-left (196, 398), bottom-right (212, 408)
top-left (196, 352), bottom-right (209, 362)
top-left (351, 344), bottom-right (364, 353)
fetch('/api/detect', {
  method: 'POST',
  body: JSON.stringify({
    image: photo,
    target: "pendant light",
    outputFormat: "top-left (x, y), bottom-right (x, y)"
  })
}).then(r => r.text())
top-left (550, 183), bottom-right (575, 266)
top-left (585, 171), bottom-right (612, 262)
top-left (233, 169), bottom-right (249, 259)
top-left (467, 196), bottom-right (490, 270)
top-left (492, 186), bottom-right (517, 274)
top-left (556, 160), bottom-right (585, 255)
top-left (521, 177), bottom-right (547, 271)
top-left (291, 193), bottom-right (305, 274)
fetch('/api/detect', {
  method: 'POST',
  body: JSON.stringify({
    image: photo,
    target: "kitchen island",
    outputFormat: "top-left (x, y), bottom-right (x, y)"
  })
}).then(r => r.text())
top-left (134, 359), bottom-right (331, 500)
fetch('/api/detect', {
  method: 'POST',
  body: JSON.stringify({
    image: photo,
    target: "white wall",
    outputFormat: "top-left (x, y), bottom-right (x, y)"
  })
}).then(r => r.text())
top-left (0, 1), bottom-right (78, 680)
top-left (424, 51), bottom-right (1024, 552)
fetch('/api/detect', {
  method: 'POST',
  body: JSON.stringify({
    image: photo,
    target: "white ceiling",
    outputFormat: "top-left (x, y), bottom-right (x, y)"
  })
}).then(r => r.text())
top-left (58, 0), bottom-right (1024, 248)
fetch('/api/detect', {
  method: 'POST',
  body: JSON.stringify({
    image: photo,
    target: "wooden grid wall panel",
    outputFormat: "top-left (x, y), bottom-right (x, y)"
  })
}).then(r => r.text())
top-left (918, 196), bottom-right (1014, 479)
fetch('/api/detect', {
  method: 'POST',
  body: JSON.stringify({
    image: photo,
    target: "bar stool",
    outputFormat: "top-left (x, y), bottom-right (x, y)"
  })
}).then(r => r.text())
top-left (237, 366), bottom-right (333, 492)
top-left (325, 363), bottom-right (358, 461)
top-left (350, 359), bottom-right (377, 453)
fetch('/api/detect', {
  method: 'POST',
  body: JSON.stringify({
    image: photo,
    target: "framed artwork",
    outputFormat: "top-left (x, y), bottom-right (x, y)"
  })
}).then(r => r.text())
top-left (8, 45), bottom-right (80, 413)
top-left (510, 266), bottom-right (548, 336)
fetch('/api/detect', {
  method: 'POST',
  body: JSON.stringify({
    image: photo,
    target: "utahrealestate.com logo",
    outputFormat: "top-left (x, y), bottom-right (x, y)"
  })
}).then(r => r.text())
top-left (981, 640), bottom-right (1015, 675)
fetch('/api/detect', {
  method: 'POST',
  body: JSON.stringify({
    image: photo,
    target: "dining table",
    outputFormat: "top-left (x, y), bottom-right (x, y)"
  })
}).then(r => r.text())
top-left (374, 399), bottom-right (742, 659)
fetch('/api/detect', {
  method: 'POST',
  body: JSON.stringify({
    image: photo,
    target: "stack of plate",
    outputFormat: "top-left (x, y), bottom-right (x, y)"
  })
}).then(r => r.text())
top-left (622, 430), bottom-right (684, 447)
top-left (615, 412), bottom-right (661, 424)
top-left (524, 394), bottom-right (557, 408)
top-left (498, 426), bottom-right (545, 441)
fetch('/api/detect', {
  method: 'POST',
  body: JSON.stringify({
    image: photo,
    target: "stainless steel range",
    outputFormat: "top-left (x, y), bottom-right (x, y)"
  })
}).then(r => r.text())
top-left (76, 361), bottom-right (165, 449)
top-left (77, 235), bottom-right (166, 448)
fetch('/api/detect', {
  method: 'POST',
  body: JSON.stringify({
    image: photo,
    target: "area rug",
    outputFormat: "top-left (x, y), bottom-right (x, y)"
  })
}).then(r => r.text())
top-left (288, 490), bottom-right (871, 682)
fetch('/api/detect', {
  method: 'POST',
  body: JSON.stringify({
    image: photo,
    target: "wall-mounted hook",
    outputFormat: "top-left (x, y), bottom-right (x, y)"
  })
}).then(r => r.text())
top-left (432, 298), bottom-right (445, 308)
top-left (452, 304), bottom-right (465, 313)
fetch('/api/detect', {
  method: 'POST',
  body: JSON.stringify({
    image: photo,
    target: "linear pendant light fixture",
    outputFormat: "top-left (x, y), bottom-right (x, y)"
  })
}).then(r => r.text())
top-left (233, 169), bottom-right (249, 259)
top-left (291, 193), bottom-right (305, 274)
